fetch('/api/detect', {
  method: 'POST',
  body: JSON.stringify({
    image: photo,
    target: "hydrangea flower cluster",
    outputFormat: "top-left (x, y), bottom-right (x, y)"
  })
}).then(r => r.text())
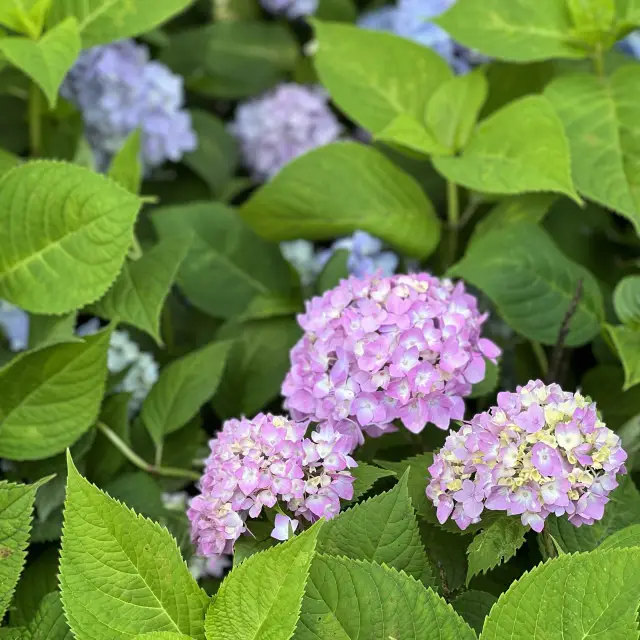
top-left (62, 39), bottom-right (197, 172)
top-left (0, 301), bottom-right (29, 352)
top-left (188, 414), bottom-right (356, 557)
top-left (282, 273), bottom-right (500, 441)
top-left (620, 31), bottom-right (640, 58)
top-left (426, 380), bottom-right (628, 532)
top-left (230, 83), bottom-right (342, 181)
top-left (260, 0), bottom-right (317, 18)
top-left (358, 0), bottom-right (489, 74)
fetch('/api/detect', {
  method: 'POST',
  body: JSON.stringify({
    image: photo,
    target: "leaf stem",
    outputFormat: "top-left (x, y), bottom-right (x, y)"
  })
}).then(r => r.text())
top-left (593, 44), bottom-right (605, 78)
top-left (446, 180), bottom-right (460, 267)
top-left (96, 422), bottom-right (200, 482)
top-left (28, 83), bottom-right (42, 157)
top-left (540, 525), bottom-right (557, 560)
top-left (531, 342), bottom-right (549, 378)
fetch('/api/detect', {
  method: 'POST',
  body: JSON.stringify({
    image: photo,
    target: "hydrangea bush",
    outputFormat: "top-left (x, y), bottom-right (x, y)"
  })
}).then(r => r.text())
top-left (1, 0), bottom-right (640, 639)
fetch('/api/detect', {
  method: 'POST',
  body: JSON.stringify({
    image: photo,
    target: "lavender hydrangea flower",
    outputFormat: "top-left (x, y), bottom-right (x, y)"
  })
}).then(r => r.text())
top-left (0, 301), bottom-right (29, 352)
top-left (62, 39), bottom-right (197, 172)
top-left (426, 380), bottom-right (628, 532)
top-left (280, 240), bottom-right (319, 287)
top-left (188, 413), bottom-right (356, 558)
top-left (619, 31), bottom-right (640, 58)
top-left (230, 83), bottom-right (342, 181)
top-left (282, 273), bottom-right (501, 440)
top-left (260, 0), bottom-right (317, 18)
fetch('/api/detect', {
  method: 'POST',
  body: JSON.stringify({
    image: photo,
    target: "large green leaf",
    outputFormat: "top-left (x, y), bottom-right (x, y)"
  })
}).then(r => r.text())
top-left (92, 235), bottom-right (191, 345)
top-left (545, 66), bottom-right (640, 234)
top-left (0, 0), bottom-right (51, 36)
top-left (205, 524), bottom-right (322, 640)
top-left (47, 0), bottom-right (193, 47)
top-left (297, 556), bottom-right (476, 640)
top-left (108, 130), bottom-right (142, 194)
top-left (480, 548), bottom-right (640, 639)
top-left (614, 275), bottom-right (640, 328)
top-left (60, 454), bottom-right (209, 639)
top-left (318, 471), bottom-right (434, 585)
top-left (0, 478), bottom-right (48, 621)
top-left (0, 326), bottom-right (112, 460)
top-left (466, 517), bottom-right (527, 585)
top-left (0, 161), bottom-right (141, 315)
top-left (0, 18), bottom-right (80, 108)
top-left (28, 312), bottom-right (80, 350)
top-left (451, 591), bottom-right (497, 635)
top-left (449, 222), bottom-right (604, 346)
top-left (141, 340), bottom-right (232, 446)
top-left (349, 461), bottom-right (396, 501)
top-left (599, 524), bottom-right (640, 550)
top-left (19, 592), bottom-right (72, 640)
top-left (434, 0), bottom-right (586, 62)
top-left (152, 202), bottom-right (293, 319)
top-left (605, 324), bottom-right (640, 390)
top-left (133, 635), bottom-right (193, 640)
top-left (240, 142), bottom-right (441, 259)
top-left (433, 96), bottom-right (579, 202)
top-left (312, 19), bottom-right (452, 132)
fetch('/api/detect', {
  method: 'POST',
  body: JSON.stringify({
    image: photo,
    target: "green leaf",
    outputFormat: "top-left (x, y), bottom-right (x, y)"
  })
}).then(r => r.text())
top-left (315, 0), bottom-right (356, 22)
top-left (233, 519), bottom-right (277, 566)
top-left (28, 312), bottom-right (80, 350)
top-left (183, 110), bottom-right (238, 196)
top-left (152, 202), bottom-right (293, 319)
top-left (91, 234), bottom-right (191, 345)
top-left (470, 193), bottom-right (557, 246)
top-left (315, 249), bottom-right (349, 295)
top-left (480, 548), bottom-right (640, 639)
top-left (0, 325), bottom-right (112, 460)
top-left (433, 96), bottom-right (579, 202)
top-left (240, 142), bottom-right (441, 259)
top-left (451, 591), bottom-right (497, 635)
top-left (426, 70), bottom-right (488, 153)
top-left (132, 635), bottom-right (194, 640)
top-left (205, 523), bottom-right (322, 640)
top-left (605, 324), bottom-right (640, 390)
top-left (60, 454), bottom-right (209, 639)
top-left (449, 222), bottom-right (604, 346)
top-left (108, 129), bottom-right (142, 194)
top-left (297, 556), bottom-right (476, 640)
top-left (375, 113), bottom-right (447, 157)
top-left (567, 0), bottom-right (615, 43)
top-left (599, 524), bottom-right (640, 550)
top-left (19, 592), bottom-right (72, 640)
top-left (614, 275), bottom-right (640, 328)
top-left (434, 0), bottom-right (586, 62)
top-left (349, 461), bottom-right (396, 501)
top-left (0, 0), bottom-right (51, 36)
top-left (47, 0), bottom-right (193, 47)
top-left (0, 18), bottom-right (80, 108)
top-left (213, 317), bottom-right (301, 418)
top-left (466, 517), bottom-right (527, 585)
top-left (0, 478), bottom-right (48, 620)
top-left (0, 147), bottom-right (21, 177)
top-left (420, 521), bottom-right (470, 592)
top-left (312, 19), bottom-right (452, 132)
top-left (545, 66), bottom-right (640, 234)
top-left (141, 340), bottom-right (232, 446)
top-left (104, 472), bottom-right (165, 521)
top-left (318, 471), bottom-right (434, 585)
top-left (0, 161), bottom-right (141, 315)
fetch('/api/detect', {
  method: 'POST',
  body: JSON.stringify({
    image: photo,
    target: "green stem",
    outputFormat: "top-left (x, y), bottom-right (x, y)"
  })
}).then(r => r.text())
top-left (446, 180), bottom-right (460, 267)
top-left (29, 83), bottom-right (42, 157)
top-left (128, 232), bottom-right (143, 260)
top-left (593, 44), bottom-right (605, 78)
top-left (97, 422), bottom-right (200, 482)
top-left (541, 525), bottom-right (557, 560)
top-left (531, 341), bottom-right (549, 377)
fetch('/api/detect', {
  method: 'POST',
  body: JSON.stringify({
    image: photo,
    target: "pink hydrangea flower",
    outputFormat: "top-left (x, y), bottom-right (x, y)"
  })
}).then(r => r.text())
top-left (282, 273), bottom-right (500, 441)
top-left (426, 380), bottom-right (628, 532)
top-left (188, 413), bottom-right (355, 558)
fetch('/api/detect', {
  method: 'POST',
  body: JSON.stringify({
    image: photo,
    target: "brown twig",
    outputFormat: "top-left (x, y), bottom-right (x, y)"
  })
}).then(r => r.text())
top-left (546, 279), bottom-right (584, 384)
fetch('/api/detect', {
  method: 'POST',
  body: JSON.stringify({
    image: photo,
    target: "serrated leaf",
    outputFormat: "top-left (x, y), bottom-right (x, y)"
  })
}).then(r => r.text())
top-left (104, 472), bottom-right (165, 521)
top-left (599, 523), bottom-right (640, 549)
top-left (614, 275), bottom-right (640, 328)
top-left (545, 66), bottom-right (640, 234)
top-left (205, 523), bottom-right (322, 640)
top-left (0, 161), bottom-right (141, 315)
top-left (60, 454), bottom-right (209, 639)
top-left (312, 19), bottom-right (452, 133)
top-left (349, 461), bottom-right (396, 501)
top-left (152, 202), bottom-right (293, 319)
top-left (605, 324), bottom-right (640, 390)
top-left (0, 478), bottom-right (48, 620)
top-left (480, 548), bottom-right (640, 639)
top-left (297, 556), bottom-right (476, 640)
top-left (108, 129), bottom-right (142, 194)
top-left (434, 0), bottom-right (586, 62)
top-left (466, 517), bottom-right (527, 585)
top-left (91, 234), bottom-right (191, 345)
top-left (240, 142), bottom-right (441, 259)
top-left (28, 312), bottom-right (80, 350)
top-left (141, 340), bottom-right (232, 446)
top-left (20, 592), bottom-right (72, 640)
top-left (0, 148), bottom-right (21, 177)
top-left (132, 635), bottom-right (193, 640)
top-left (451, 591), bottom-right (497, 635)
top-left (318, 471), bottom-right (434, 585)
top-left (0, 325), bottom-right (112, 460)
top-left (47, 0), bottom-right (193, 47)
top-left (449, 222), bottom-right (604, 346)
top-left (375, 113), bottom-right (448, 157)
top-left (433, 96), bottom-right (579, 202)
top-left (419, 521), bottom-right (470, 592)
top-left (0, 18), bottom-right (80, 108)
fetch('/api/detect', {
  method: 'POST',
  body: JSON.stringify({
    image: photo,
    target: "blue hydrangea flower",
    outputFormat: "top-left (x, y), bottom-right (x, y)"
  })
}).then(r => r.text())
top-left (230, 83), bottom-right (342, 181)
top-left (0, 301), bottom-right (29, 352)
top-left (619, 31), bottom-right (640, 58)
top-left (260, 0), bottom-right (317, 17)
top-left (62, 39), bottom-right (197, 173)
top-left (280, 240), bottom-right (319, 286)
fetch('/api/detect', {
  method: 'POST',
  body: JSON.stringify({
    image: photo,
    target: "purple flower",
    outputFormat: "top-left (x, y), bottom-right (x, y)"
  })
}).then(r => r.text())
top-left (0, 301), bottom-right (29, 352)
top-left (426, 380), bottom-right (628, 532)
top-left (619, 31), bottom-right (640, 58)
top-left (62, 40), bottom-right (196, 173)
top-left (271, 514), bottom-right (299, 541)
top-left (283, 273), bottom-right (500, 440)
top-left (230, 83), bottom-right (342, 181)
top-left (260, 0), bottom-right (317, 18)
